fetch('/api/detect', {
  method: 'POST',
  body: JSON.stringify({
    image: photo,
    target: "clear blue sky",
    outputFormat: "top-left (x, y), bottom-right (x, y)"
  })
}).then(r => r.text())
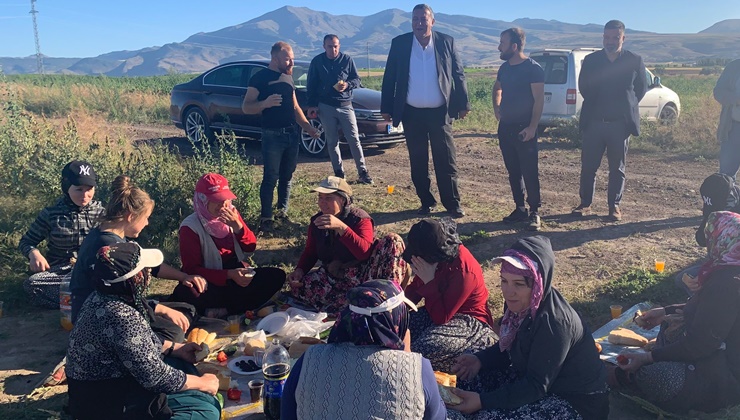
top-left (1, 1), bottom-right (738, 58)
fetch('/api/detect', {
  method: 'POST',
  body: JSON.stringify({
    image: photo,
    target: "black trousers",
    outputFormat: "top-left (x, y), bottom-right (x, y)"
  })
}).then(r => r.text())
top-left (169, 267), bottom-right (286, 316)
top-left (150, 301), bottom-right (197, 343)
top-left (401, 105), bottom-right (461, 212)
top-left (498, 122), bottom-right (541, 211)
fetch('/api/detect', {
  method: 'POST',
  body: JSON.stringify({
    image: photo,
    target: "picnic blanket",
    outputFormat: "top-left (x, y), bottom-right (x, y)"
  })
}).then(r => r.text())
top-left (592, 302), bottom-right (660, 364)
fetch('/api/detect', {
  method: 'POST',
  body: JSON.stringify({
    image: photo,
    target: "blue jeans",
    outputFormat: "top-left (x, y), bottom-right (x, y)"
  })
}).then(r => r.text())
top-left (260, 129), bottom-right (299, 219)
top-left (719, 121), bottom-right (740, 180)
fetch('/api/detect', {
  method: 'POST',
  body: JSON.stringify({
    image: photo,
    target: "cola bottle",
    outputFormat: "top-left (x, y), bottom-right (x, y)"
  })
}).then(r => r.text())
top-left (262, 339), bottom-right (290, 420)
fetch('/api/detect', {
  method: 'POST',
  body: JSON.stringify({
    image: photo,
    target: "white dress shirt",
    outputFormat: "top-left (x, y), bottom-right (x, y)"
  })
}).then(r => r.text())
top-left (406, 34), bottom-right (445, 109)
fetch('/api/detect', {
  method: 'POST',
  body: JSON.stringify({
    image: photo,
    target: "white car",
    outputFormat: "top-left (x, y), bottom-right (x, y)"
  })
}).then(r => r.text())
top-left (529, 48), bottom-right (681, 127)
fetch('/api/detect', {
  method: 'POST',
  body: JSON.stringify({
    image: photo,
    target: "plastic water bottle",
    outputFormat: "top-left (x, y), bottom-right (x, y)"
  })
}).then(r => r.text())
top-left (59, 279), bottom-right (73, 331)
top-left (262, 339), bottom-right (290, 420)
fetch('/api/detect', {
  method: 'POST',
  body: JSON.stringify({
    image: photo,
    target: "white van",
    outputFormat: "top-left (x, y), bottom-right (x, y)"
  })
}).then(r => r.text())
top-left (529, 48), bottom-right (681, 127)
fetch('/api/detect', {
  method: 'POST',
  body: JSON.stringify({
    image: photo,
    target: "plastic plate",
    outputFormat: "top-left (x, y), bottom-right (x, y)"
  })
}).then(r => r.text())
top-left (227, 356), bottom-right (261, 376)
top-left (255, 311), bottom-right (290, 337)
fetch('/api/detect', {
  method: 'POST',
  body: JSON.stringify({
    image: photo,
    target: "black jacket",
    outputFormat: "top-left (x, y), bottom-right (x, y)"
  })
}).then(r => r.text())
top-left (306, 52), bottom-right (361, 108)
top-left (475, 236), bottom-right (608, 419)
top-left (578, 49), bottom-right (647, 136)
top-left (380, 31), bottom-right (470, 127)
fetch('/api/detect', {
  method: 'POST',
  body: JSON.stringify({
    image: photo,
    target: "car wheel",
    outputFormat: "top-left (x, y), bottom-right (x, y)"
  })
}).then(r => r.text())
top-left (300, 119), bottom-right (328, 157)
top-left (658, 104), bottom-right (678, 125)
top-left (184, 107), bottom-right (213, 143)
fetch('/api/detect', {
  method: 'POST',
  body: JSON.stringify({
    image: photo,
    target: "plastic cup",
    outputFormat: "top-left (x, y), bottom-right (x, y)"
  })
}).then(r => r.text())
top-left (610, 305), bottom-right (623, 319)
top-left (227, 315), bottom-right (241, 334)
top-left (248, 379), bottom-right (264, 403)
top-left (654, 260), bottom-right (666, 273)
top-left (253, 349), bottom-right (265, 366)
top-left (386, 185), bottom-right (395, 194)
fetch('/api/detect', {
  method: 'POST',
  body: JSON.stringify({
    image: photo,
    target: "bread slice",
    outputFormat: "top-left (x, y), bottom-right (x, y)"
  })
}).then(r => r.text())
top-left (608, 328), bottom-right (649, 347)
top-left (434, 371), bottom-right (457, 387)
top-left (437, 384), bottom-right (463, 405)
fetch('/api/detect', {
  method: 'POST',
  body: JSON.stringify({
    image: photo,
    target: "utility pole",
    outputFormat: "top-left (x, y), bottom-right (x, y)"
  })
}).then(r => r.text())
top-left (30, 0), bottom-right (44, 74)
top-left (366, 42), bottom-right (370, 78)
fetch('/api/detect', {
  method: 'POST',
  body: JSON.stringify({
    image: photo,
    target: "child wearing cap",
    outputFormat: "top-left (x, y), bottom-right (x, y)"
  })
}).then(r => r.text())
top-left (171, 173), bottom-right (286, 317)
top-left (18, 160), bottom-right (105, 308)
top-left (287, 176), bottom-right (408, 314)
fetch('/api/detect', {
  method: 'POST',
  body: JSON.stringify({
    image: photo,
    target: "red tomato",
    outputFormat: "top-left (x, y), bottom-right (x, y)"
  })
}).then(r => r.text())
top-left (227, 387), bottom-right (242, 401)
top-left (216, 351), bottom-right (227, 363)
top-left (244, 310), bottom-right (256, 320)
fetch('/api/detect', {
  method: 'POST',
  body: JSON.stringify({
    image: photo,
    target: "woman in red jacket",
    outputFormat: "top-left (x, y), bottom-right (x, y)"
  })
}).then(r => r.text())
top-left (287, 176), bottom-right (407, 314)
top-left (404, 218), bottom-right (497, 373)
top-left (170, 173), bottom-right (285, 317)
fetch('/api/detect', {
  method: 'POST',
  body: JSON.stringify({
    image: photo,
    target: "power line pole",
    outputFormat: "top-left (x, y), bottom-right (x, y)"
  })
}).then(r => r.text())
top-left (366, 42), bottom-right (370, 78)
top-left (30, 0), bottom-right (44, 74)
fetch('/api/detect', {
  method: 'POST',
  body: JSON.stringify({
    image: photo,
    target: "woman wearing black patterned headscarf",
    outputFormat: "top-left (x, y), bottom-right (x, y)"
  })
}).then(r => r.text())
top-left (404, 218), bottom-right (497, 373)
top-left (66, 242), bottom-right (221, 420)
top-left (281, 279), bottom-right (446, 420)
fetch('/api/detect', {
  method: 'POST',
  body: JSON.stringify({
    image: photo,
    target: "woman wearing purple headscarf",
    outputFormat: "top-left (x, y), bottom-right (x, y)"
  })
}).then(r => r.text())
top-left (281, 279), bottom-right (446, 420)
top-left (448, 236), bottom-right (609, 420)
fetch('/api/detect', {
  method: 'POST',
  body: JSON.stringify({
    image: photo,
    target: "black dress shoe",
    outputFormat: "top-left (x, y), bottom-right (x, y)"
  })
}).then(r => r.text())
top-left (449, 209), bottom-right (466, 218)
top-left (417, 205), bottom-right (435, 215)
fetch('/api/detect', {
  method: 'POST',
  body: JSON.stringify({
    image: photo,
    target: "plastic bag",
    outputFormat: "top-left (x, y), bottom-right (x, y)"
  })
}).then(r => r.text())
top-left (277, 308), bottom-right (334, 345)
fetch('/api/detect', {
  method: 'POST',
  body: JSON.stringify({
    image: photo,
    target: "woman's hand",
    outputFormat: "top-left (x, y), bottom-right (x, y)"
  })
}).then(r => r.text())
top-left (618, 351), bottom-right (653, 373)
top-left (183, 373), bottom-right (219, 395)
top-left (218, 206), bottom-right (243, 233)
top-left (172, 342), bottom-right (201, 364)
top-left (29, 249), bottom-right (50, 273)
top-left (181, 275), bottom-right (207, 297)
top-left (448, 388), bottom-right (482, 414)
top-left (288, 268), bottom-right (304, 290)
top-left (451, 353), bottom-right (482, 381)
top-left (314, 214), bottom-right (347, 234)
top-left (228, 268), bottom-right (254, 287)
top-left (635, 307), bottom-right (666, 330)
top-left (155, 305), bottom-right (190, 332)
top-left (410, 256), bottom-right (438, 284)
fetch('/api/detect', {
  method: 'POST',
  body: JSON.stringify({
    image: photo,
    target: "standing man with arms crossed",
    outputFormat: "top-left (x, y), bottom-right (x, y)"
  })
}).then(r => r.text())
top-left (307, 34), bottom-right (373, 184)
top-left (573, 20), bottom-right (646, 221)
top-left (381, 3), bottom-right (471, 218)
top-left (242, 41), bottom-right (320, 233)
top-left (493, 28), bottom-right (545, 231)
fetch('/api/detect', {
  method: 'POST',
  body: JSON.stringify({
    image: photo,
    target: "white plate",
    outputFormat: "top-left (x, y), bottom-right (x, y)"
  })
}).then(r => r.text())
top-left (255, 311), bottom-right (290, 337)
top-left (227, 356), bottom-right (261, 376)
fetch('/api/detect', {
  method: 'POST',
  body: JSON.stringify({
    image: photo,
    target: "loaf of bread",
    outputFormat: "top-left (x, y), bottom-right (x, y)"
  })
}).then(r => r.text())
top-left (434, 371), bottom-right (457, 387)
top-left (437, 384), bottom-right (463, 405)
top-left (608, 328), bottom-right (649, 347)
top-left (243, 338), bottom-right (266, 356)
top-left (257, 306), bottom-right (276, 317)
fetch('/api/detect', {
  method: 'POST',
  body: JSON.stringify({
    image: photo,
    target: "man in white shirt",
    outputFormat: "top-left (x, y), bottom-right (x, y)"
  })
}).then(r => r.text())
top-left (381, 4), bottom-right (471, 218)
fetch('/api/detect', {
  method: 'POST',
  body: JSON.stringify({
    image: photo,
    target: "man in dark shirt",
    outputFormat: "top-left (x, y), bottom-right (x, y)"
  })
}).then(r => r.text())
top-left (493, 28), bottom-right (545, 231)
top-left (242, 41), bottom-right (320, 232)
top-left (574, 20), bottom-right (647, 221)
top-left (307, 34), bottom-right (373, 184)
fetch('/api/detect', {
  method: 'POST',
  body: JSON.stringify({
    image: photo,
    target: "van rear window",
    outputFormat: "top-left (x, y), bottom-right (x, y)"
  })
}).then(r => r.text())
top-left (532, 55), bottom-right (568, 85)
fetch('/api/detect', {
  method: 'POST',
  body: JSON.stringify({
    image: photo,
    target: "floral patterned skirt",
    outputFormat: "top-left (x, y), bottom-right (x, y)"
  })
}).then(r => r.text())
top-left (446, 367), bottom-right (582, 420)
top-left (296, 233), bottom-right (407, 314)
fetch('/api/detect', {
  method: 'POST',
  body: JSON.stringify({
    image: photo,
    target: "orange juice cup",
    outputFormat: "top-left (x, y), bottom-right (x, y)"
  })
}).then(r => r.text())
top-left (386, 185), bottom-right (395, 194)
top-left (227, 315), bottom-right (241, 334)
top-left (610, 305), bottom-right (623, 319)
top-left (654, 260), bottom-right (666, 273)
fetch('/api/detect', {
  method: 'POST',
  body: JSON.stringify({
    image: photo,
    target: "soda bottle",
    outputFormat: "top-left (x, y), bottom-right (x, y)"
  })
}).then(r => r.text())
top-left (262, 339), bottom-right (290, 420)
top-left (60, 279), bottom-right (73, 331)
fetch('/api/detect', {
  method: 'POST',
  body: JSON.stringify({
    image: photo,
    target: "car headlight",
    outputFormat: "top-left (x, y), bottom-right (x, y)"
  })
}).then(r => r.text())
top-left (354, 109), bottom-right (374, 120)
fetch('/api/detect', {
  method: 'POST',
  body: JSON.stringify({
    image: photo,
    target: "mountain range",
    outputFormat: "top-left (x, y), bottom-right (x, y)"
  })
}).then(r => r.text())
top-left (2, 7), bottom-right (739, 76)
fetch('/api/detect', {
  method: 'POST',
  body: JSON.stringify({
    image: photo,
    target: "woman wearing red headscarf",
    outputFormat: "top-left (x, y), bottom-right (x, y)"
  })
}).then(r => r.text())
top-left (170, 173), bottom-right (285, 317)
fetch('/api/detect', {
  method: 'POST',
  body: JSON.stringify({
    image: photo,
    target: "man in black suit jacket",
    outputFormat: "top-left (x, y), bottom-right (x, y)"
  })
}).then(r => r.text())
top-left (573, 19), bottom-right (646, 222)
top-left (381, 4), bottom-right (471, 218)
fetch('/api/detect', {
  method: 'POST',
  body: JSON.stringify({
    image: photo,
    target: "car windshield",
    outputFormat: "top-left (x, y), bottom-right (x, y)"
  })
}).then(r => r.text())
top-left (292, 65), bottom-right (308, 89)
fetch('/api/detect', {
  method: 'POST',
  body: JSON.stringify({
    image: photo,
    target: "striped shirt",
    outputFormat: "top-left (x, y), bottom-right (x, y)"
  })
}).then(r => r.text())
top-left (18, 196), bottom-right (105, 267)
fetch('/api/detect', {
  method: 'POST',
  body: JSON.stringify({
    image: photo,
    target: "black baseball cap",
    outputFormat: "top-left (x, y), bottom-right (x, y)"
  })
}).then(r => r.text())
top-left (700, 173), bottom-right (734, 215)
top-left (62, 160), bottom-right (97, 187)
